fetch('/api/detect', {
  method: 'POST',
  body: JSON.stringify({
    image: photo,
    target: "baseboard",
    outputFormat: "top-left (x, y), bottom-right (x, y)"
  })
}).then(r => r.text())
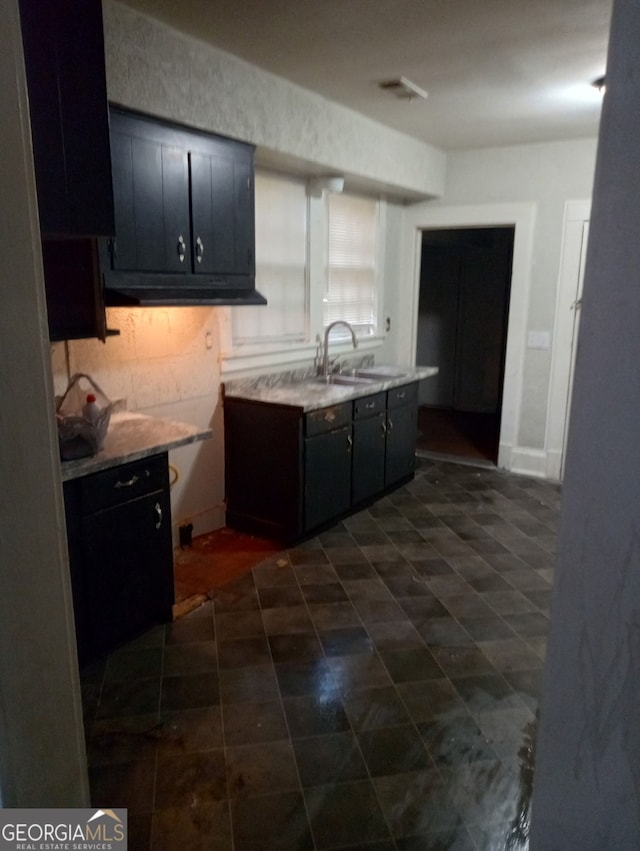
top-left (505, 445), bottom-right (548, 478)
top-left (499, 442), bottom-right (549, 478)
top-left (545, 449), bottom-right (563, 481)
top-left (415, 449), bottom-right (496, 470)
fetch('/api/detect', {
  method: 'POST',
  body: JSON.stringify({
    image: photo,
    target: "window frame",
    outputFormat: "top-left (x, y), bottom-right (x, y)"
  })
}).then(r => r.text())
top-left (220, 175), bottom-right (386, 376)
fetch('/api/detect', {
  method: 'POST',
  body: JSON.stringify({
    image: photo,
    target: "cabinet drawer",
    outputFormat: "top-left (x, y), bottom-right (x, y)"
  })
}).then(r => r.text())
top-left (305, 403), bottom-right (352, 436)
top-left (76, 454), bottom-right (169, 514)
top-left (387, 382), bottom-right (418, 409)
top-left (353, 392), bottom-right (386, 419)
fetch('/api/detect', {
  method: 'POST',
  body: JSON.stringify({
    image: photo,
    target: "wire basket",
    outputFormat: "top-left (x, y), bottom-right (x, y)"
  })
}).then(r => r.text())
top-left (56, 373), bottom-right (115, 461)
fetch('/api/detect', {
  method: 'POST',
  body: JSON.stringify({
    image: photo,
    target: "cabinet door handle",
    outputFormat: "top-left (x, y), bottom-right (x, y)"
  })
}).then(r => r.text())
top-left (154, 502), bottom-right (163, 529)
top-left (177, 234), bottom-right (186, 263)
top-left (387, 417), bottom-right (394, 431)
top-left (381, 420), bottom-right (388, 436)
top-left (346, 434), bottom-right (353, 453)
top-left (195, 236), bottom-right (204, 264)
top-left (114, 474), bottom-right (139, 489)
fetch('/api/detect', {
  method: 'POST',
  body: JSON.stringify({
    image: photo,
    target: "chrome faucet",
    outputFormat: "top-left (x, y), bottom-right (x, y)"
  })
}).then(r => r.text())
top-left (322, 321), bottom-right (358, 376)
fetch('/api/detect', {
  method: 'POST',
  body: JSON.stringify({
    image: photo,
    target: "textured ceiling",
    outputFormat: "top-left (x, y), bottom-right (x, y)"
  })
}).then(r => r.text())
top-left (120, 0), bottom-right (612, 151)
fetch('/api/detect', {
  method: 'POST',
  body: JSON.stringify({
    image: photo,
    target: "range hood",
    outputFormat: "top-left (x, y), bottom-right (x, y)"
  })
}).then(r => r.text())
top-left (100, 246), bottom-right (267, 307)
top-left (103, 279), bottom-right (267, 307)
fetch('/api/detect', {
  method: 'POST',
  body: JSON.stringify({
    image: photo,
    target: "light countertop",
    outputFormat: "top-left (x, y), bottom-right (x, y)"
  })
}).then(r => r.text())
top-left (61, 411), bottom-right (212, 481)
top-left (223, 365), bottom-right (439, 412)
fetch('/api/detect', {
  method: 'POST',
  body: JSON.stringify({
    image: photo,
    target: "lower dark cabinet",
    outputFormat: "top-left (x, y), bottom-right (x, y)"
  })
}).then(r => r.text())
top-left (385, 385), bottom-right (419, 486)
top-left (64, 453), bottom-right (174, 664)
top-left (305, 427), bottom-right (352, 532)
top-left (224, 382), bottom-right (419, 543)
top-left (352, 392), bottom-right (387, 505)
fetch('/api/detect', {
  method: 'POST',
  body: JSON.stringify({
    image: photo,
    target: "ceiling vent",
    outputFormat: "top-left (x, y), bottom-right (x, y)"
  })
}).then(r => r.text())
top-left (378, 76), bottom-right (428, 102)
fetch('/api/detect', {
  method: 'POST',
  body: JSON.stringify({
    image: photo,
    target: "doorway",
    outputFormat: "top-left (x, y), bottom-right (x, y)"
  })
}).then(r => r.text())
top-left (416, 226), bottom-right (514, 465)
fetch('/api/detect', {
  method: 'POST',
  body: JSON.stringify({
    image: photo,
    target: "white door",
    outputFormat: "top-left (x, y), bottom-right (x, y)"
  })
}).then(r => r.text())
top-left (560, 220), bottom-right (589, 478)
top-left (545, 200), bottom-right (591, 480)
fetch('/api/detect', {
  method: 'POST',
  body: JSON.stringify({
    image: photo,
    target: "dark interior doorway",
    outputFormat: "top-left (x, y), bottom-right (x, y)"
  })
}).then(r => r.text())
top-left (416, 226), bottom-right (514, 464)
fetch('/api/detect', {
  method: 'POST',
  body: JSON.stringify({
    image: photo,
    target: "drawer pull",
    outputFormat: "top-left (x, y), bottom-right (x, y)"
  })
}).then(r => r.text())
top-left (396, 391), bottom-right (406, 400)
top-left (154, 502), bottom-right (163, 529)
top-left (177, 234), bottom-right (186, 263)
top-left (114, 474), bottom-right (139, 489)
top-left (324, 411), bottom-right (336, 423)
top-left (365, 401), bottom-right (376, 410)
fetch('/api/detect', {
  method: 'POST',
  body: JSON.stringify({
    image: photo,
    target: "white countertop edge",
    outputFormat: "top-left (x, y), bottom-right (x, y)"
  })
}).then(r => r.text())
top-left (61, 411), bottom-right (212, 481)
top-left (223, 365), bottom-right (439, 412)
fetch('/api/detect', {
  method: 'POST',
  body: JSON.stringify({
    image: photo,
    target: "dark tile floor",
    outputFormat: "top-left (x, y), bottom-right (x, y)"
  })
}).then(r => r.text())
top-left (81, 457), bottom-right (560, 851)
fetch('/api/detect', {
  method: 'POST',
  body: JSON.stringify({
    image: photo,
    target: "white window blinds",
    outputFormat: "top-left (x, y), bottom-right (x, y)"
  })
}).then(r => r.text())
top-left (325, 193), bottom-right (378, 337)
top-left (232, 172), bottom-right (307, 344)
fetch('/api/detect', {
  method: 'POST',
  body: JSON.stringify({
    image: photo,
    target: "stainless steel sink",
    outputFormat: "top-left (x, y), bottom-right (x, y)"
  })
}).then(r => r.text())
top-left (311, 374), bottom-right (379, 386)
top-left (351, 366), bottom-right (408, 380)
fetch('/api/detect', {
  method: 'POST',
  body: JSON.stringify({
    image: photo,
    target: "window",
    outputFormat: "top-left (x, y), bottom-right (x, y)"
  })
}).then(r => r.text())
top-left (324, 193), bottom-right (379, 338)
top-left (224, 176), bottom-right (385, 371)
top-left (232, 171), bottom-right (308, 344)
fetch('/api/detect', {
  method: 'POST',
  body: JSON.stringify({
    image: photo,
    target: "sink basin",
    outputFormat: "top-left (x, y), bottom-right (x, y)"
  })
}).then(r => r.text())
top-left (311, 374), bottom-right (379, 387)
top-left (351, 366), bottom-right (408, 380)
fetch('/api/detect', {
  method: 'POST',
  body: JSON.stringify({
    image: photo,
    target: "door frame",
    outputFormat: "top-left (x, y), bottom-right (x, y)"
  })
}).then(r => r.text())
top-left (401, 202), bottom-right (536, 472)
top-left (545, 200), bottom-right (591, 480)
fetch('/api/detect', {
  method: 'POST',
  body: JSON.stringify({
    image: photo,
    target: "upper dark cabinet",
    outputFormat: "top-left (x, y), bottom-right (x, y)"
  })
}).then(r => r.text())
top-left (103, 108), bottom-right (265, 306)
top-left (20, 0), bottom-right (115, 342)
top-left (19, 0), bottom-right (115, 238)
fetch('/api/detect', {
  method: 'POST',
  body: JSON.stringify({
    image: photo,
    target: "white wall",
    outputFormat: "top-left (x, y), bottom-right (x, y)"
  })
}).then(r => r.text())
top-left (431, 139), bottom-right (598, 454)
top-left (531, 0), bottom-right (640, 843)
top-left (104, 1), bottom-right (446, 201)
top-left (0, 0), bottom-right (88, 806)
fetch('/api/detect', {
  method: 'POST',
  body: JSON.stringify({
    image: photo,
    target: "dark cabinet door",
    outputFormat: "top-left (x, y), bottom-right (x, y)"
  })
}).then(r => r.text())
top-left (81, 488), bottom-right (173, 657)
top-left (233, 160), bottom-right (256, 278)
top-left (385, 402), bottom-right (418, 487)
top-left (43, 239), bottom-right (107, 342)
top-left (190, 149), bottom-right (255, 279)
top-left (20, 0), bottom-right (115, 342)
top-left (19, 0), bottom-right (114, 238)
top-left (191, 151), bottom-right (233, 275)
top-left (304, 427), bottom-right (352, 532)
top-left (64, 454), bottom-right (174, 663)
top-left (352, 413), bottom-right (386, 505)
top-left (110, 124), bottom-right (191, 274)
